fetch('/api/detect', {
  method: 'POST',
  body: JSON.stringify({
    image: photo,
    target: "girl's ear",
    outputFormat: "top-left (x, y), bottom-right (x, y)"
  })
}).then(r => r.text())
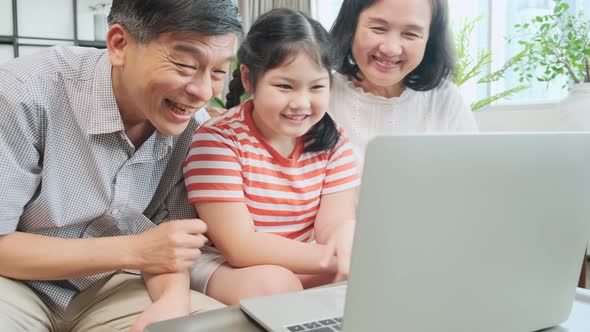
top-left (240, 64), bottom-right (253, 93)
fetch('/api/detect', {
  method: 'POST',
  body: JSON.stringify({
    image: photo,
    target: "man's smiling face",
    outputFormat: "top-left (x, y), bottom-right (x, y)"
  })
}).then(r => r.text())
top-left (117, 31), bottom-right (236, 136)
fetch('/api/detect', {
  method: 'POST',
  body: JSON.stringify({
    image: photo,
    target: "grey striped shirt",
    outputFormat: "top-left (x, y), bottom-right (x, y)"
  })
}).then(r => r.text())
top-left (0, 46), bottom-right (209, 316)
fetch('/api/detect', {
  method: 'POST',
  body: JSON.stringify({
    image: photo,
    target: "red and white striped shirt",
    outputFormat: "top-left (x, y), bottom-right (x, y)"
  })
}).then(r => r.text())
top-left (183, 100), bottom-right (360, 243)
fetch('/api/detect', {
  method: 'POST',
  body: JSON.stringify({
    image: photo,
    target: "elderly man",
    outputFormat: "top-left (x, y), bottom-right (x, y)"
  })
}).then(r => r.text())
top-left (0, 0), bottom-right (242, 331)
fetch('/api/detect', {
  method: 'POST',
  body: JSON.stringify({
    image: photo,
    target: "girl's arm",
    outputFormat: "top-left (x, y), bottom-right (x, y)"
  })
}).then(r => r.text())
top-left (142, 271), bottom-right (190, 304)
top-left (195, 201), bottom-right (337, 275)
top-left (313, 188), bottom-right (357, 281)
top-left (130, 271), bottom-right (191, 332)
top-left (185, 125), bottom-right (334, 274)
top-left (313, 188), bottom-right (357, 244)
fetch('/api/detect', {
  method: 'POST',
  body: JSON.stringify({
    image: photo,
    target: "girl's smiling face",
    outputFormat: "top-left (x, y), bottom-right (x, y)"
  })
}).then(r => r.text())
top-left (245, 51), bottom-right (331, 147)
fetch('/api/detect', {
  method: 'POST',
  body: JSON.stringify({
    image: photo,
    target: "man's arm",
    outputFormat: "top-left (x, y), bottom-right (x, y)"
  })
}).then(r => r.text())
top-left (0, 66), bottom-right (207, 281)
top-left (0, 219), bottom-right (208, 280)
top-left (0, 232), bottom-right (133, 280)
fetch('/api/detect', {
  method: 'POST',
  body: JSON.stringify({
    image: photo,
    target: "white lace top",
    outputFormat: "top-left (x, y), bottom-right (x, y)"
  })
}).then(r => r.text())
top-left (328, 73), bottom-right (478, 169)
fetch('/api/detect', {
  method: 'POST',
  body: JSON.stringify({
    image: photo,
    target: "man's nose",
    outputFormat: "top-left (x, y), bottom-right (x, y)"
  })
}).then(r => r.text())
top-left (185, 73), bottom-right (214, 103)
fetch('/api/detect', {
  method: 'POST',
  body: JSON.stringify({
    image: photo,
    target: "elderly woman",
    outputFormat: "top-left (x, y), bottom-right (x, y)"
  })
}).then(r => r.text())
top-left (329, 0), bottom-right (478, 168)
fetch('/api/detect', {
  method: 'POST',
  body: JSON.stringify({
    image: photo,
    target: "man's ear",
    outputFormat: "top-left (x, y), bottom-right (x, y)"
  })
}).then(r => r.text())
top-left (106, 24), bottom-right (131, 68)
top-left (240, 64), bottom-right (253, 93)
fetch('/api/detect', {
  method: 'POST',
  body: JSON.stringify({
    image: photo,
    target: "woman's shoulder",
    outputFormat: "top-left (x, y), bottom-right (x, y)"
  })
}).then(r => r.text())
top-left (431, 80), bottom-right (463, 96)
top-left (411, 80), bottom-right (466, 108)
top-left (412, 79), bottom-right (461, 98)
top-left (415, 80), bottom-right (478, 130)
top-left (331, 72), bottom-right (354, 94)
top-left (330, 72), bottom-right (366, 96)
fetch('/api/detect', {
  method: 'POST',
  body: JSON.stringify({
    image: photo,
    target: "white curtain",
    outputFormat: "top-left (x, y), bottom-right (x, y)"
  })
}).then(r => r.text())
top-left (238, 0), bottom-right (312, 32)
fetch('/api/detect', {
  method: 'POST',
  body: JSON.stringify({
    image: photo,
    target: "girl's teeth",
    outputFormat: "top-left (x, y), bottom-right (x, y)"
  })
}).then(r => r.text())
top-left (285, 115), bottom-right (306, 120)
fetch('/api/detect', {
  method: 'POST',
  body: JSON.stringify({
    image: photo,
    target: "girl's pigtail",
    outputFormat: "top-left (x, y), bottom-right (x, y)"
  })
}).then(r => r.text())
top-left (225, 67), bottom-right (245, 109)
top-left (305, 113), bottom-right (340, 152)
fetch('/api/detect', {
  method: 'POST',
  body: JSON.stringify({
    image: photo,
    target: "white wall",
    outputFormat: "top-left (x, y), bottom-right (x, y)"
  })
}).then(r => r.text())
top-left (474, 105), bottom-right (590, 253)
top-left (474, 103), bottom-right (560, 132)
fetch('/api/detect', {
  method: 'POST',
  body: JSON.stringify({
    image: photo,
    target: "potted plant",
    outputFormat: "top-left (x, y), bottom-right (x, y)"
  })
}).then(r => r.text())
top-left (89, 2), bottom-right (110, 41)
top-left (452, 16), bottom-right (529, 110)
top-left (511, 0), bottom-right (590, 128)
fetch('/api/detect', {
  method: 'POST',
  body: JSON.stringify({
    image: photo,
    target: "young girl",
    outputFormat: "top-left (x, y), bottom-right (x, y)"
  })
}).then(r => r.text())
top-left (329, 0), bottom-right (478, 170)
top-left (183, 8), bottom-right (360, 305)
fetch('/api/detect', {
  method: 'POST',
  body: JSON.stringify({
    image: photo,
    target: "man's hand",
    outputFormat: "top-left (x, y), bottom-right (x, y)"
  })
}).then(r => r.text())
top-left (130, 219), bottom-right (208, 274)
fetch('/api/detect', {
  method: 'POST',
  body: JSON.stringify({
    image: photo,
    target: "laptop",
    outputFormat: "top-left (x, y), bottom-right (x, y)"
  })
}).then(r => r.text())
top-left (240, 133), bottom-right (590, 332)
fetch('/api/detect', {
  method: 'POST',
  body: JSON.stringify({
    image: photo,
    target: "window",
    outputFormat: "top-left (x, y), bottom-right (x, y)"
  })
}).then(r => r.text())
top-left (0, 0), bottom-right (111, 64)
top-left (313, 0), bottom-right (590, 106)
top-left (312, 0), bottom-right (343, 30)
top-left (0, 0), bottom-right (14, 63)
top-left (18, 0), bottom-right (74, 40)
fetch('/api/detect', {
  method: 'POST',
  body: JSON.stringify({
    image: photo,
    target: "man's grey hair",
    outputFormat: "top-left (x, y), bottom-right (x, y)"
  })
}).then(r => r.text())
top-left (108, 0), bottom-right (242, 43)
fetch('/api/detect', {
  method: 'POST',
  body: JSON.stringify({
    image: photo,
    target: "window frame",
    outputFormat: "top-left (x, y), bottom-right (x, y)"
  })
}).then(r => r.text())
top-left (0, 0), bottom-right (108, 62)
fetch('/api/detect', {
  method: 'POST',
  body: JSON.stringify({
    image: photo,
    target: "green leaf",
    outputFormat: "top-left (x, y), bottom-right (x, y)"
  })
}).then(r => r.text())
top-left (506, 0), bottom-right (590, 84)
top-left (210, 97), bottom-right (225, 108)
top-left (471, 85), bottom-right (530, 111)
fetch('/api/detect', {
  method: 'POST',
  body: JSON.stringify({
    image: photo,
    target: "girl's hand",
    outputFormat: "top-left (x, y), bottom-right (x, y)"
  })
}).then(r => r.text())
top-left (130, 296), bottom-right (190, 332)
top-left (320, 221), bottom-right (355, 282)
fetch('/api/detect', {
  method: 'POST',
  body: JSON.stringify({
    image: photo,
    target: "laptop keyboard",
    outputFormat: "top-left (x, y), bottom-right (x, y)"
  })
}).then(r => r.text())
top-left (286, 317), bottom-right (342, 331)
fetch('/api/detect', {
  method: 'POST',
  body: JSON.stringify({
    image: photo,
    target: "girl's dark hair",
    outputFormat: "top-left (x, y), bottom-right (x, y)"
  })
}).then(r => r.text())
top-left (330, 0), bottom-right (455, 91)
top-left (225, 8), bottom-right (340, 153)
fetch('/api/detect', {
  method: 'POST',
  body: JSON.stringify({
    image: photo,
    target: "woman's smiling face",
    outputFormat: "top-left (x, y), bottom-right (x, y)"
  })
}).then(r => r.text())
top-left (351, 0), bottom-right (431, 97)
